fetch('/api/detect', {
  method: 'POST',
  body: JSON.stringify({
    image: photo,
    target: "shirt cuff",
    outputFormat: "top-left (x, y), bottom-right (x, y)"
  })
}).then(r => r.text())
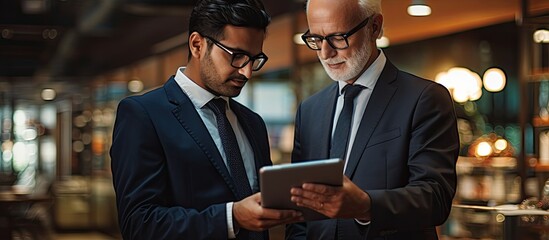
top-left (355, 218), bottom-right (371, 225)
top-left (227, 202), bottom-right (237, 239)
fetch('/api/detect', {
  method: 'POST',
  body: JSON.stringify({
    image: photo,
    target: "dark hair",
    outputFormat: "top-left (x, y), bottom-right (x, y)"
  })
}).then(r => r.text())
top-left (189, 0), bottom-right (271, 41)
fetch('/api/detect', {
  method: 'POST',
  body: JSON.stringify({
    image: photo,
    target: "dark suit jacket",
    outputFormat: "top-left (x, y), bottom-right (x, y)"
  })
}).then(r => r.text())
top-left (110, 77), bottom-right (271, 240)
top-left (286, 60), bottom-right (459, 240)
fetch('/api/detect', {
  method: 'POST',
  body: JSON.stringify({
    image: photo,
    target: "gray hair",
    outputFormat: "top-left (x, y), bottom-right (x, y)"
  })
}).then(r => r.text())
top-left (305, 0), bottom-right (383, 38)
top-left (305, 0), bottom-right (382, 18)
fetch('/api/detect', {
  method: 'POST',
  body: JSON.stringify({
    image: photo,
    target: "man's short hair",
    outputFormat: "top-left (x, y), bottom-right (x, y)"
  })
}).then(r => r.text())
top-left (189, 0), bottom-right (271, 41)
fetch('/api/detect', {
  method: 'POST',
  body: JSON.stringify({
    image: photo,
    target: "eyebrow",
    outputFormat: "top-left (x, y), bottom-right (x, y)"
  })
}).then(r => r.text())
top-left (308, 29), bottom-right (346, 36)
top-left (217, 40), bottom-right (263, 56)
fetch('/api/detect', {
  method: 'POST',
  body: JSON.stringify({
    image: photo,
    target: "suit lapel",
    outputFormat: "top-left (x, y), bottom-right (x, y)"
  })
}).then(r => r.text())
top-left (164, 77), bottom-right (239, 198)
top-left (318, 83), bottom-right (339, 158)
top-left (345, 61), bottom-right (399, 177)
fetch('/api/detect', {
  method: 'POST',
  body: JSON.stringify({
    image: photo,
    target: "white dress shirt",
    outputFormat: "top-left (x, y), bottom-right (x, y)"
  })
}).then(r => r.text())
top-left (174, 67), bottom-right (257, 239)
top-left (331, 50), bottom-right (387, 225)
top-left (332, 50), bottom-right (386, 170)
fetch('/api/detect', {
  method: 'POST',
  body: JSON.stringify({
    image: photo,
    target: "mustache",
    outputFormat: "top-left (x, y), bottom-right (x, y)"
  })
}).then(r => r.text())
top-left (227, 74), bottom-right (248, 82)
top-left (322, 58), bottom-right (344, 65)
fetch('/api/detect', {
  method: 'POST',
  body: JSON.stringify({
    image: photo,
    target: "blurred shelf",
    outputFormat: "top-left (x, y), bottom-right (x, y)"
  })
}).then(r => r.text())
top-left (461, 167), bottom-right (518, 176)
top-left (534, 164), bottom-right (549, 172)
top-left (528, 68), bottom-right (549, 82)
top-left (457, 156), bottom-right (517, 172)
top-left (532, 117), bottom-right (549, 127)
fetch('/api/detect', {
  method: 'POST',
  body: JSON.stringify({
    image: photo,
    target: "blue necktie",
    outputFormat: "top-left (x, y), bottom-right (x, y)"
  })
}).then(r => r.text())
top-left (207, 98), bottom-right (253, 199)
top-left (330, 84), bottom-right (364, 159)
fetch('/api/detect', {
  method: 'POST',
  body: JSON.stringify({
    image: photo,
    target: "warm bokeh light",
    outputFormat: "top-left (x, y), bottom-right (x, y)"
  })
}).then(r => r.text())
top-left (128, 79), bottom-right (144, 93)
top-left (41, 88), bottom-right (56, 101)
top-left (13, 110), bottom-right (27, 125)
top-left (468, 88), bottom-right (482, 101)
top-left (435, 72), bottom-right (451, 88)
top-left (436, 67), bottom-right (482, 103)
top-left (437, 66), bottom-right (509, 102)
top-left (476, 141), bottom-right (493, 157)
top-left (407, 4), bottom-right (431, 16)
top-left (376, 36), bottom-right (390, 48)
top-left (12, 142), bottom-right (28, 172)
top-left (40, 137), bottom-right (56, 164)
top-left (468, 133), bottom-right (515, 158)
top-left (22, 128), bottom-right (37, 141)
top-left (533, 29), bottom-right (549, 43)
top-left (293, 33), bottom-right (305, 45)
top-left (483, 68), bottom-right (506, 92)
top-left (73, 140), bottom-right (85, 153)
top-left (494, 138), bottom-right (508, 151)
top-left (452, 88), bottom-right (469, 103)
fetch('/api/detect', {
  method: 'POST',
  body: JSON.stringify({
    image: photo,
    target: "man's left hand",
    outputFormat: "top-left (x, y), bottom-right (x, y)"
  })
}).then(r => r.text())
top-left (290, 176), bottom-right (371, 221)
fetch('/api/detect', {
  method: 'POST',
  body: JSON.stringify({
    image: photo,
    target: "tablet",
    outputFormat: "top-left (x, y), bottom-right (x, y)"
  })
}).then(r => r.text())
top-left (259, 158), bottom-right (344, 221)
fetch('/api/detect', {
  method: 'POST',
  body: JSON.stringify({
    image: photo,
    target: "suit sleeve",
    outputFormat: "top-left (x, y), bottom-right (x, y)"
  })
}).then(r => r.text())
top-left (366, 83), bottom-right (459, 235)
top-left (110, 97), bottom-right (228, 240)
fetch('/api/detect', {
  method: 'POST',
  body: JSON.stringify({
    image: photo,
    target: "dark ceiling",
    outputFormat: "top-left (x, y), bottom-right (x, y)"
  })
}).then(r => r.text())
top-left (0, 0), bottom-right (303, 81)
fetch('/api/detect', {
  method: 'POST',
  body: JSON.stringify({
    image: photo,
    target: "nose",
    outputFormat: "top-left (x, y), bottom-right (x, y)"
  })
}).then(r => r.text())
top-left (319, 40), bottom-right (337, 60)
top-left (238, 61), bottom-right (253, 79)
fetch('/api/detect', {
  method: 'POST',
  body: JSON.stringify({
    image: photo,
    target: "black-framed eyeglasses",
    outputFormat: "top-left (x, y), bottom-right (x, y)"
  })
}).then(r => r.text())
top-left (202, 35), bottom-right (268, 71)
top-left (301, 17), bottom-right (370, 50)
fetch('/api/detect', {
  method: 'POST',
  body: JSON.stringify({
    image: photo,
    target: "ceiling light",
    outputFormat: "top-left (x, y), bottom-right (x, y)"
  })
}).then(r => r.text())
top-left (376, 36), bottom-right (390, 48)
top-left (407, 0), bottom-right (431, 17)
top-left (533, 29), bottom-right (549, 43)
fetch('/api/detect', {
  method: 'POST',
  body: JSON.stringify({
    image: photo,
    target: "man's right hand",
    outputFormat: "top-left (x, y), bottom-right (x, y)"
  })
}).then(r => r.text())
top-left (233, 192), bottom-right (303, 232)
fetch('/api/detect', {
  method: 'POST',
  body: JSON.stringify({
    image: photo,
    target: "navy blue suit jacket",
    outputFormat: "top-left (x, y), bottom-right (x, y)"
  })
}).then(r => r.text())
top-left (111, 77), bottom-right (271, 239)
top-left (286, 61), bottom-right (459, 240)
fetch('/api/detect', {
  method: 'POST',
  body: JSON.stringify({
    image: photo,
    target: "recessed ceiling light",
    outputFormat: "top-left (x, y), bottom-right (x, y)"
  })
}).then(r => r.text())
top-left (407, 0), bottom-right (431, 17)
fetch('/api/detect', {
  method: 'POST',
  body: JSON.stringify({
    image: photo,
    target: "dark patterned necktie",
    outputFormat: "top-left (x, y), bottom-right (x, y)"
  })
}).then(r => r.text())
top-left (329, 84), bottom-right (364, 159)
top-left (208, 98), bottom-right (264, 240)
top-left (207, 98), bottom-right (253, 199)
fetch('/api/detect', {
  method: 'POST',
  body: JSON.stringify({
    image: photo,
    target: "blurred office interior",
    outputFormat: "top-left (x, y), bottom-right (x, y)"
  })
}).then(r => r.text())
top-left (1, 0), bottom-right (549, 239)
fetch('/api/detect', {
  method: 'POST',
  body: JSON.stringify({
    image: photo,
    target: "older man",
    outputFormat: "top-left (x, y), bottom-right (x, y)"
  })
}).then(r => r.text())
top-left (286, 0), bottom-right (459, 239)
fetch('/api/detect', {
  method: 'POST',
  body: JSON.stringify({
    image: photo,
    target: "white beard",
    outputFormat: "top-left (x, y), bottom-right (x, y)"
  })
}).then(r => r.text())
top-left (320, 39), bottom-right (372, 82)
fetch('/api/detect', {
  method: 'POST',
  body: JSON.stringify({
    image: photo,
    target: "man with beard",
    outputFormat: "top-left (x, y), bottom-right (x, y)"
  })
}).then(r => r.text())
top-left (110, 0), bottom-right (302, 239)
top-left (286, 0), bottom-right (459, 239)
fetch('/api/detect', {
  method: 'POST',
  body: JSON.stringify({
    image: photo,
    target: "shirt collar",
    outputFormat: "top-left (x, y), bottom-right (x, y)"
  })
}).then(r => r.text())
top-left (173, 67), bottom-right (230, 109)
top-left (338, 49), bottom-right (387, 94)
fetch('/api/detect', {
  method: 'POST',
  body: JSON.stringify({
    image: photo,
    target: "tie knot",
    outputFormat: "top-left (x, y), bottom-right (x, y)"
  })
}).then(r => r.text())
top-left (207, 98), bottom-right (227, 115)
top-left (343, 84), bottom-right (364, 99)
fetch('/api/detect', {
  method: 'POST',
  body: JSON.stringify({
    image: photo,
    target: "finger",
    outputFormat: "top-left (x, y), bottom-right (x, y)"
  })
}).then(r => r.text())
top-left (292, 196), bottom-right (324, 211)
top-left (296, 188), bottom-right (326, 202)
top-left (290, 187), bottom-right (303, 196)
top-left (291, 195), bottom-right (318, 205)
top-left (302, 183), bottom-right (335, 194)
top-left (251, 192), bottom-right (261, 200)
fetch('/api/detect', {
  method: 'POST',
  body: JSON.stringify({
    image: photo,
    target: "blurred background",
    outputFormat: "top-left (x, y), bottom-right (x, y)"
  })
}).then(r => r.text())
top-left (0, 0), bottom-right (549, 239)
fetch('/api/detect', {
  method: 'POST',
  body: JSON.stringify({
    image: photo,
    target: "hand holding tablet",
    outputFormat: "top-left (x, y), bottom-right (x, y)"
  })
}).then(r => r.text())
top-left (259, 158), bottom-right (344, 221)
